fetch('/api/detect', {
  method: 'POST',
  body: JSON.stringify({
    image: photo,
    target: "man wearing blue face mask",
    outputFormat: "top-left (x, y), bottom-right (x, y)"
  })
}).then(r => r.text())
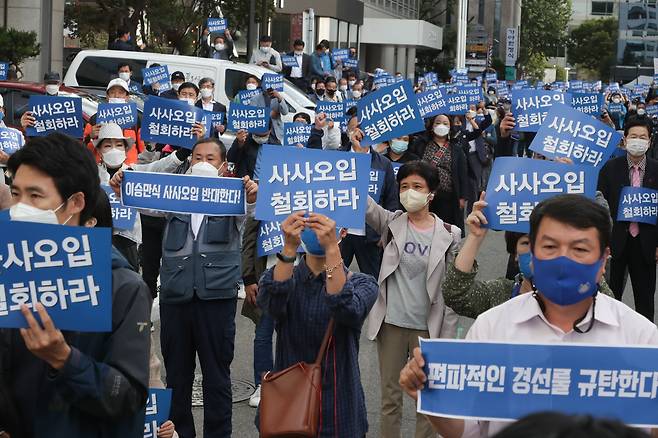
top-left (400, 194), bottom-right (658, 438)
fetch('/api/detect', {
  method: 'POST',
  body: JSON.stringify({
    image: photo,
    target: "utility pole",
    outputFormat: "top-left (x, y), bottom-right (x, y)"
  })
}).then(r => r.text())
top-left (456, 0), bottom-right (468, 70)
top-left (247, 0), bottom-right (257, 62)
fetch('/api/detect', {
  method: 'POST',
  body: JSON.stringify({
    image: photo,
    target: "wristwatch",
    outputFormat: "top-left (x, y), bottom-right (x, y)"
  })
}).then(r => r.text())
top-left (276, 252), bottom-right (296, 263)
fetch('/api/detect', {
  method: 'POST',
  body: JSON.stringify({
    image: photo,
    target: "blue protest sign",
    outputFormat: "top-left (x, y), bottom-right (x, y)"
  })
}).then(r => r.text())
top-left (255, 145), bottom-right (370, 228)
top-left (101, 185), bottom-right (137, 231)
top-left (418, 338), bottom-right (658, 427)
top-left (368, 169), bottom-right (384, 203)
top-left (332, 49), bottom-right (350, 61)
top-left (456, 83), bottom-right (483, 105)
top-left (417, 88), bottom-right (448, 119)
top-left (0, 62), bottom-right (8, 80)
top-left (495, 83), bottom-right (509, 99)
top-left (483, 157), bottom-right (597, 232)
top-left (237, 89), bottom-right (263, 105)
top-left (141, 65), bottom-right (171, 93)
top-left (424, 72), bottom-right (438, 86)
top-left (142, 96), bottom-right (208, 149)
top-left (261, 73), bottom-right (284, 92)
top-left (485, 72), bottom-right (497, 83)
top-left (607, 102), bottom-right (625, 116)
top-left (617, 187), bottom-right (658, 225)
top-left (316, 100), bottom-right (345, 128)
top-left (529, 103), bottom-right (621, 168)
top-left (227, 102), bottom-right (270, 133)
top-left (511, 90), bottom-right (567, 132)
top-left (569, 80), bottom-right (583, 91)
top-left (0, 221), bottom-right (112, 332)
top-left (373, 75), bottom-right (390, 88)
top-left (96, 102), bottom-right (138, 128)
top-left (646, 105), bottom-right (658, 118)
top-left (144, 388), bottom-right (172, 438)
top-left (343, 99), bottom-right (357, 112)
top-left (206, 17), bottom-right (227, 33)
top-left (204, 111), bottom-right (225, 131)
top-left (357, 80), bottom-right (424, 147)
top-left (121, 171), bottom-right (245, 216)
top-left (26, 96), bottom-right (83, 138)
top-left (129, 82), bottom-right (142, 94)
top-left (444, 92), bottom-right (469, 115)
top-left (343, 58), bottom-right (359, 69)
top-left (0, 127), bottom-right (23, 155)
top-left (283, 122), bottom-right (312, 147)
top-left (511, 80), bottom-right (528, 90)
top-left (570, 93), bottom-right (604, 116)
top-left (257, 221), bottom-right (285, 257)
top-left (391, 162), bottom-right (402, 177)
top-left (281, 55), bottom-right (299, 68)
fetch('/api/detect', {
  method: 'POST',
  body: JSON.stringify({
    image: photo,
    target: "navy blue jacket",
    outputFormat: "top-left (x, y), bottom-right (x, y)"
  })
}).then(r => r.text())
top-left (1, 247), bottom-right (151, 438)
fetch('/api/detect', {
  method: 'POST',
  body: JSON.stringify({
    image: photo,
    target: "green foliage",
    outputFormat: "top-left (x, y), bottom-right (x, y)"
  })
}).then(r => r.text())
top-left (523, 53), bottom-right (548, 82)
top-left (519, 0), bottom-right (571, 68)
top-left (490, 57), bottom-right (506, 80)
top-left (568, 17), bottom-right (617, 79)
top-left (0, 28), bottom-right (40, 78)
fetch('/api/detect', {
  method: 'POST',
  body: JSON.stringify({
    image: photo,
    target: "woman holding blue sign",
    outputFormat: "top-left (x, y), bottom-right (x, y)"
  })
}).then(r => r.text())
top-left (364, 160), bottom-right (461, 438)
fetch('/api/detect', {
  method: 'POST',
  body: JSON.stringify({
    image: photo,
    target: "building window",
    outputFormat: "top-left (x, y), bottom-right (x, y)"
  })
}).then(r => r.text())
top-left (591, 1), bottom-right (614, 15)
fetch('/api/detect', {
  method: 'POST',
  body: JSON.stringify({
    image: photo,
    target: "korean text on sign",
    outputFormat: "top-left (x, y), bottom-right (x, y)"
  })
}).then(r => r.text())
top-left (205, 111), bottom-right (225, 130)
top-left (281, 55), bottom-right (299, 68)
top-left (456, 84), bottom-right (483, 106)
top-left (142, 96), bottom-right (208, 150)
top-left (141, 65), bottom-right (171, 92)
top-left (570, 93), bottom-right (604, 116)
top-left (283, 122), bottom-right (312, 147)
top-left (102, 185), bottom-right (138, 231)
top-left (206, 17), bottom-right (227, 33)
top-left (261, 73), bottom-right (284, 92)
top-left (343, 58), bottom-right (359, 69)
top-left (530, 103), bottom-right (621, 168)
top-left (258, 221), bottom-right (286, 257)
top-left (238, 89), bottom-right (263, 105)
top-left (511, 90), bottom-right (567, 132)
top-left (26, 96), bottom-right (83, 138)
top-left (121, 171), bottom-right (246, 216)
top-left (96, 102), bottom-right (138, 129)
top-left (0, 221), bottom-right (112, 332)
top-left (617, 187), bottom-right (658, 225)
top-left (417, 88), bottom-right (447, 119)
top-left (357, 80), bottom-right (424, 146)
top-left (0, 127), bottom-right (24, 155)
top-left (332, 49), bottom-right (350, 61)
top-left (144, 388), bottom-right (172, 438)
top-left (316, 100), bottom-right (345, 129)
top-left (0, 62), bottom-right (8, 80)
top-left (483, 157), bottom-right (597, 233)
top-left (254, 145), bottom-right (370, 228)
top-left (418, 338), bottom-right (658, 427)
top-left (227, 102), bottom-right (270, 133)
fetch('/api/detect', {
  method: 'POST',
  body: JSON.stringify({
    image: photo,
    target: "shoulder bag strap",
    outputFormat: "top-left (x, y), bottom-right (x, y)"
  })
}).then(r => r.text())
top-left (313, 271), bottom-right (352, 365)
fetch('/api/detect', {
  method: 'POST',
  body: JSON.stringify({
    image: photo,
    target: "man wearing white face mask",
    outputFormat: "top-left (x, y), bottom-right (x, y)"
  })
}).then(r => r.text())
top-left (19, 72), bottom-right (62, 133)
top-left (283, 39), bottom-right (312, 92)
top-left (249, 35), bottom-right (282, 72)
top-left (117, 62), bottom-right (141, 93)
top-left (598, 116), bottom-right (658, 321)
top-left (160, 71), bottom-right (186, 100)
top-left (195, 77), bottom-right (227, 138)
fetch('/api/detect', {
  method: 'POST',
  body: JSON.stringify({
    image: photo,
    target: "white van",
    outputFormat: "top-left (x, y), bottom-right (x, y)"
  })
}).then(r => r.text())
top-left (64, 49), bottom-right (316, 124)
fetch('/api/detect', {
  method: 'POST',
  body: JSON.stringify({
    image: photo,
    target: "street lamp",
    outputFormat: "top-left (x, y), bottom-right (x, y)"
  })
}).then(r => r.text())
top-left (637, 64), bottom-right (641, 85)
top-left (564, 67), bottom-right (571, 85)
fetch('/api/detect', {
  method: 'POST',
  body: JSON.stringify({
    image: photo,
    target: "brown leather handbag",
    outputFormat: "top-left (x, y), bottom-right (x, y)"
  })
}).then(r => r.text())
top-left (259, 318), bottom-right (335, 438)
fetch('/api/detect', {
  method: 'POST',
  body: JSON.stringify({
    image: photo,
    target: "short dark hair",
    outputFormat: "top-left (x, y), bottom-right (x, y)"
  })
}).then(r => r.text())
top-left (117, 62), bottom-right (132, 72)
top-left (259, 35), bottom-right (272, 43)
top-left (624, 115), bottom-right (653, 137)
top-left (529, 194), bottom-right (611, 257)
top-left (293, 112), bottom-right (311, 124)
top-left (325, 76), bottom-right (337, 86)
top-left (396, 160), bottom-right (439, 193)
top-left (117, 28), bottom-right (130, 37)
top-left (92, 188), bottom-right (113, 228)
top-left (7, 133), bottom-right (100, 225)
top-left (315, 44), bottom-right (324, 50)
top-left (178, 82), bottom-right (199, 97)
top-left (191, 138), bottom-right (226, 162)
top-left (504, 231), bottom-right (527, 255)
top-left (293, 39), bottom-right (305, 47)
top-left (246, 74), bottom-right (260, 85)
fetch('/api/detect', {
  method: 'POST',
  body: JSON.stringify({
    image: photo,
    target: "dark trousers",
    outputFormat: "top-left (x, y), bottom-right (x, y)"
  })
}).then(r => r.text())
top-left (112, 235), bottom-right (140, 271)
top-left (340, 234), bottom-right (382, 279)
top-left (610, 235), bottom-right (657, 321)
top-left (160, 298), bottom-right (237, 438)
top-left (140, 215), bottom-right (166, 298)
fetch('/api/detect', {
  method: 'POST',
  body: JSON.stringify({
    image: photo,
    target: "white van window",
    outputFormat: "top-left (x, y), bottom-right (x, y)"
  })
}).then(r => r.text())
top-left (224, 68), bottom-right (252, 100)
top-left (76, 57), bottom-right (147, 87)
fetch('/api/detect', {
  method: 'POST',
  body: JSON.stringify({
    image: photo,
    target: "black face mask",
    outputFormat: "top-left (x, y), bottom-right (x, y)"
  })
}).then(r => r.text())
top-left (326, 89), bottom-right (336, 96)
top-left (316, 89), bottom-right (325, 96)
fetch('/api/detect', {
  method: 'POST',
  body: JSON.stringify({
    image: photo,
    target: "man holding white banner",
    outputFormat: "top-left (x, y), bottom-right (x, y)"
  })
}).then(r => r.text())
top-left (399, 194), bottom-right (658, 437)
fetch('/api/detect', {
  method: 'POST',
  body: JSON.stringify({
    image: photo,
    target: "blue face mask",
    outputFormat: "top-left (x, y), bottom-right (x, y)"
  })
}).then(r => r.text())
top-left (517, 251), bottom-right (532, 279)
top-left (531, 254), bottom-right (603, 306)
top-left (0, 111), bottom-right (4, 122)
top-left (300, 227), bottom-right (341, 256)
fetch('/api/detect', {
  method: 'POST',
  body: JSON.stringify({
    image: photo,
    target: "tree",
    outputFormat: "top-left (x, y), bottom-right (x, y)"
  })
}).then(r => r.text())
top-left (568, 18), bottom-right (617, 80)
top-left (0, 28), bottom-right (40, 79)
top-left (522, 52), bottom-right (548, 82)
top-left (519, 0), bottom-right (571, 74)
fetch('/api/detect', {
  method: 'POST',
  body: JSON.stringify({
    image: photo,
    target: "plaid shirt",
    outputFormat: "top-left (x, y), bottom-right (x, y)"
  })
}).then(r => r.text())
top-left (258, 260), bottom-right (378, 437)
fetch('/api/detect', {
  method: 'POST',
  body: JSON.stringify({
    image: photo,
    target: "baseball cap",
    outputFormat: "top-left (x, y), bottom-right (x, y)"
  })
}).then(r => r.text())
top-left (43, 72), bottom-right (61, 84)
top-left (106, 78), bottom-right (130, 93)
top-left (171, 71), bottom-right (185, 81)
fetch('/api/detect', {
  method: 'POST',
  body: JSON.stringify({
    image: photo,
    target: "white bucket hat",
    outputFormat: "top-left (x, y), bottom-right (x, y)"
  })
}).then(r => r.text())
top-left (92, 122), bottom-right (135, 149)
top-left (106, 78), bottom-right (130, 93)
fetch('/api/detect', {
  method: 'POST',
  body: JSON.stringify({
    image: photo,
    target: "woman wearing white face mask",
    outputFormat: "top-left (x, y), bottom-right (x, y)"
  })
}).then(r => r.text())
top-left (364, 160), bottom-right (461, 438)
top-left (408, 113), bottom-right (470, 234)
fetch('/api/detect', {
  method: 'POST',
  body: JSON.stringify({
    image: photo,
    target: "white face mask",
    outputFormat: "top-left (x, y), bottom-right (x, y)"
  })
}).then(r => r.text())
top-left (352, 90), bottom-right (362, 99)
top-left (172, 83), bottom-right (181, 91)
top-left (339, 85), bottom-right (348, 91)
top-left (215, 43), bottom-right (225, 51)
top-left (400, 189), bottom-right (431, 213)
top-left (253, 134), bottom-right (269, 144)
top-left (294, 50), bottom-right (304, 56)
top-left (433, 124), bottom-right (450, 137)
top-left (10, 200), bottom-right (70, 225)
top-left (102, 148), bottom-right (127, 168)
top-left (179, 97), bottom-right (195, 106)
top-left (348, 80), bottom-right (356, 87)
top-left (246, 83), bottom-right (258, 91)
top-left (200, 88), bottom-right (213, 99)
top-left (108, 97), bottom-right (126, 104)
top-left (260, 46), bottom-right (270, 54)
top-left (626, 138), bottom-right (650, 157)
top-left (118, 72), bottom-right (131, 82)
top-left (190, 161), bottom-right (219, 177)
top-left (637, 108), bottom-right (646, 116)
top-left (612, 98), bottom-right (621, 104)
top-left (45, 84), bottom-right (59, 95)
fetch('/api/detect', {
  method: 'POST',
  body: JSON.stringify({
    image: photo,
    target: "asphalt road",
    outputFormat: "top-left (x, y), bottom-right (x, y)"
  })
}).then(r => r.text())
top-left (152, 229), bottom-right (650, 437)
